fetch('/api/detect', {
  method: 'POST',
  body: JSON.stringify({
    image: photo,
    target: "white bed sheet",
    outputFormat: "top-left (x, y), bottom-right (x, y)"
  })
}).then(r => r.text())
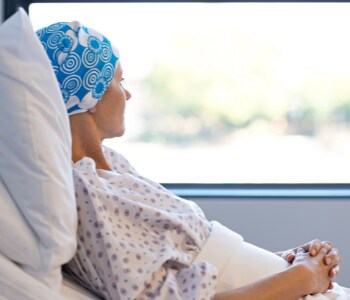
top-left (0, 251), bottom-right (100, 300)
top-left (61, 276), bottom-right (101, 300)
top-left (0, 253), bottom-right (64, 300)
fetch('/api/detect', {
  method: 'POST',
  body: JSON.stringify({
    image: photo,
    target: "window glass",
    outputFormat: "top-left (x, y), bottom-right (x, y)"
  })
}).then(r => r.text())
top-left (30, 3), bottom-right (350, 183)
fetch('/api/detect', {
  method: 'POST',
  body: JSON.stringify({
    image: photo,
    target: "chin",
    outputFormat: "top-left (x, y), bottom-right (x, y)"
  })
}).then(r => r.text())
top-left (114, 127), bottom-right (126, 138)
top-left (102, 129), bottom-right (125, 140)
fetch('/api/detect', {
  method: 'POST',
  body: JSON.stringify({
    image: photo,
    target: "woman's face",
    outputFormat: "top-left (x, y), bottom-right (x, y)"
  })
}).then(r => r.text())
top-left (92, 62), bottom-right (132, 140)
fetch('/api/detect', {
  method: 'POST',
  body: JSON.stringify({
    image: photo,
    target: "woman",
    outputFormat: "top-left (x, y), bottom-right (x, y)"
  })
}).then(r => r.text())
top-left (37, 21), bottom-right (348, 300)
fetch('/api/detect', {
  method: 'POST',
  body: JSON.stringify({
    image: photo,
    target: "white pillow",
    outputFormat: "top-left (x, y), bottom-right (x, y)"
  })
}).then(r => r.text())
top-left (0, 178), bottom-right (41, 272)
top-left (0, 8), bottom-right (77, 291)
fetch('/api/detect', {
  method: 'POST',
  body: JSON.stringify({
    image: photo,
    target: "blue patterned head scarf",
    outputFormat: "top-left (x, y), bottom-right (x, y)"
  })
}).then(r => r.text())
top-left (36, 21), bottom-right (119, 115)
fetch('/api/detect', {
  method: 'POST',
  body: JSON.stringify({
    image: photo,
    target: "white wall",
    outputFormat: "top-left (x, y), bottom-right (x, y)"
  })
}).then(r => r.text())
top-left (194, 197), bottom-right (350, 286)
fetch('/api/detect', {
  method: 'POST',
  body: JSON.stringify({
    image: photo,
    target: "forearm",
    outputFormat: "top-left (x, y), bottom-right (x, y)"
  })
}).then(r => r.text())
top-left (214, 265), bottom-right (310, 300)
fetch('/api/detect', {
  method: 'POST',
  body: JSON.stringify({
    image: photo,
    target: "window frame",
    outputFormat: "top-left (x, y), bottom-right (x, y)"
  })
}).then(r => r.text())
top-left (7, 0), bottom-right (350, 198)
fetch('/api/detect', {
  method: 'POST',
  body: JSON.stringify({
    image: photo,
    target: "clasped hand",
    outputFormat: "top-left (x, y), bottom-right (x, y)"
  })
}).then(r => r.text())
top-left (277, 240), bottom-right (340, 291)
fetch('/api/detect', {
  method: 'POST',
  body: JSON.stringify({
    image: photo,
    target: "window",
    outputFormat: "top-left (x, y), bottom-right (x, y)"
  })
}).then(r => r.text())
top-left (30, 2), bottom-right (350, 183)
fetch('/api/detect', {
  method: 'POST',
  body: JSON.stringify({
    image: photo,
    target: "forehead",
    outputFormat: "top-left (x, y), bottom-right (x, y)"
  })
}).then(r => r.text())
top-left (115, 62), bottom-right (122, 78)
top-left (108, 62), bottom-right (121, 83)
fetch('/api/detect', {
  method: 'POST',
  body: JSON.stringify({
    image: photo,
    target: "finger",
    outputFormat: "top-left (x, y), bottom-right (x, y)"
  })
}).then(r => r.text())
top-left (281, 250), bottom-right (292, 260)
top-left (282, 248), bottom-right (299, 262)
top-left (304, 239), bottom-right (322, 256)
top-left (328, 282), bottom-right (334, 291)
top-left (321, 241), bottom-right (333, 254)
top-left (329, 266), bottom-right (340, 279)
top-left (297, 247), bottom-right (306, 254)
top-left (286, 252), bottom-right (295, 263)
top-left (319, 246), bottom-right (328, 257)
top-left (324, 248), bottom-right (340, 266)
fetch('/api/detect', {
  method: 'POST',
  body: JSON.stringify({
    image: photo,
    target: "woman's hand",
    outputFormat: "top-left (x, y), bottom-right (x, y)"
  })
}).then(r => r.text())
top-left (215, 246), bottom-right (337, 300)
top-left (292, 247), bottom-right (335, 295)
top-left (277, 239), bottom-right (340, 289)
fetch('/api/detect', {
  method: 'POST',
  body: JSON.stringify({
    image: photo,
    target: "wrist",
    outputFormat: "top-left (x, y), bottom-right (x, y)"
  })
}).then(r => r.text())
top-left (287, 264), bottom-right (315, 296)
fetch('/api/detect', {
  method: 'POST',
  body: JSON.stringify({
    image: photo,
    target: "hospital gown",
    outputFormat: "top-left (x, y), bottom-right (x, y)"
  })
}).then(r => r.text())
top-left (65, 146), bottom-right (218, 300)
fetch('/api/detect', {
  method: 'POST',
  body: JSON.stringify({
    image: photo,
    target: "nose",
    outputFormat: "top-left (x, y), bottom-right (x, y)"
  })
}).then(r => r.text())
top-left (125, 88), bottom-right (132, 101)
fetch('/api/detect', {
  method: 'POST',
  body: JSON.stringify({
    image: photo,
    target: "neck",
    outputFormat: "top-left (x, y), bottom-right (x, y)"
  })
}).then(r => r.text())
top-left (69, 113), bottom-right (112, 171)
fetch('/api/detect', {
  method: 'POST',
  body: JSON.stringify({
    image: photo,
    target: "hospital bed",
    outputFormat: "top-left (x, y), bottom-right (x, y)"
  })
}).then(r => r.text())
top-left (0, 1), bottom-right (349, 299)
